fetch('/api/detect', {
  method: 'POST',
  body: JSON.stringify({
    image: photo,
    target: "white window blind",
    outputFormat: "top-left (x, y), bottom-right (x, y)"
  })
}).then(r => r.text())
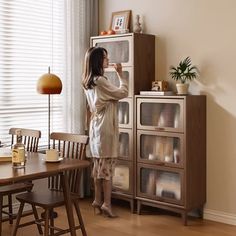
top-left (0, 0), bottom-right (66, 147)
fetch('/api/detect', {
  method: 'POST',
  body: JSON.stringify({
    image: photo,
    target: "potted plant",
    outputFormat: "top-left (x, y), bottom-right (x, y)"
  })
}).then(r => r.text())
top-left (170, 56), bottom-right (198, 94)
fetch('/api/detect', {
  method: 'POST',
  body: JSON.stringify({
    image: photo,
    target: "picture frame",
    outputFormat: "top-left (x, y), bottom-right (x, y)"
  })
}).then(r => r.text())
top-left (110, 10), bottom-right (131, 33)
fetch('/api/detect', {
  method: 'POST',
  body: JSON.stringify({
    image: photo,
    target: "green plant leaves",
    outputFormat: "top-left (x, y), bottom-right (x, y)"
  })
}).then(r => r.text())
top-left (170, 57), bottom-right (198, 84)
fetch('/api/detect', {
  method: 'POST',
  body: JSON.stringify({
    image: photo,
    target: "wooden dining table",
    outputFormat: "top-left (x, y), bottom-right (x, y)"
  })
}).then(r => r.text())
top-left (0, 152), bottom-right (90, 236)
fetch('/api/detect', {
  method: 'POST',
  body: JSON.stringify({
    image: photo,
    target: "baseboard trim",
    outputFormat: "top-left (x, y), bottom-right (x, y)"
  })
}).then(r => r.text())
top-left (204, 208), bottom-right (236, 225)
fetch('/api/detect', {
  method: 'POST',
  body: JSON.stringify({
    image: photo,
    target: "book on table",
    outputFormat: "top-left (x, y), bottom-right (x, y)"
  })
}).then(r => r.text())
top-left (140, 91), bottom-right (174, 96)
top-left (0, 147), bottom-right (12, 162)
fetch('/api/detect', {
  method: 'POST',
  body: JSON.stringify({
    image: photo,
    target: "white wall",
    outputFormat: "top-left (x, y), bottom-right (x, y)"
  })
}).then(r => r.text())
top-left (99, 0), bottom-right (236, 225)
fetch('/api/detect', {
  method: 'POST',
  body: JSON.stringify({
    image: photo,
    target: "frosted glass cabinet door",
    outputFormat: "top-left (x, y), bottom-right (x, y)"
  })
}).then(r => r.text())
top-left (119, 129), bottom-right (133, 160)
top-left (92, 36), bottom-right (133, 66)
top-left (118, 99), bottom-right (132, 128)
top-left (137, 164), bottom-right (184, 205)
top-left (137, 130), bottom-right (184, 167)
top-left (112, 161), bottom-right (133, 194)
top-left (104, 67), bottom-right (133, 97)
top-left (137, 98), bottom-right (184, 132)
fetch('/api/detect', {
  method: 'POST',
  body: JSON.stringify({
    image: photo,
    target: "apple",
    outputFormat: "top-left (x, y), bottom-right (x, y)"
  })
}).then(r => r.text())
top-left (100, 31), bottom-right (107, 35)
top-left (107, 29), bottom-right (116, 35)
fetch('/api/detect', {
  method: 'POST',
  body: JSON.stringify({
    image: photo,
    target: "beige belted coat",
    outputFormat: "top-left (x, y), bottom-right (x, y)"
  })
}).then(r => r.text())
top-left (85, 75), bottom-right (128, 158)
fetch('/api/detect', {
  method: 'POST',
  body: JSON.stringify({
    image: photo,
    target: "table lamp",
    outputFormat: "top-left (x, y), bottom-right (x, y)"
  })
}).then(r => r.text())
top-left (36, 67), bottom-right (62, 149)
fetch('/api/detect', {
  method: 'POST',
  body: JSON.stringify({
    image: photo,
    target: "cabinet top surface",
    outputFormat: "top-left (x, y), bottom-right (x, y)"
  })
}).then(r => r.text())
top-left (91, 32), bottom-right (155, 40)
top-left (135, 95), bottom-right (206, 99)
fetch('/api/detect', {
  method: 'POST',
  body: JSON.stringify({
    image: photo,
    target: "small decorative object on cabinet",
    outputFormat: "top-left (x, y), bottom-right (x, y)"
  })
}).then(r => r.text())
top-left (91, 33), bottom-right (155, 212)
top-left (151, 80), bottom-right (169, 92)
top-left (133, 14), bottom-right (142, 33)
top-left (170, 57), bottom-right (198, 95)
top-left (135, 95), bottom-right (206, 225)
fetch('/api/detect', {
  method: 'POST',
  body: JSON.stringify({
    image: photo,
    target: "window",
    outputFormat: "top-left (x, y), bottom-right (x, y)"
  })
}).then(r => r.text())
top-left (0, 0), bottom-right (66, 146)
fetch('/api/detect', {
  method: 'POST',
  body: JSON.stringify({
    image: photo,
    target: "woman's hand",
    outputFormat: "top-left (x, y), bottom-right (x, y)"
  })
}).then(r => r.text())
top-left (113, 63), bottom-right (122, 74)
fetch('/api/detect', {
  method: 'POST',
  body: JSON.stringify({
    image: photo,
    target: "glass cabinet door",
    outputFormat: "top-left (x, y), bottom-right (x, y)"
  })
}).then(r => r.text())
top-left (119, 129), bottom-right (133, 161)
top-left (137, 130), bottom-right (183, 167)
top-left (137, 98), bottom-right (184, 132)
top-left (118, 99), bottom-right (132, 128)
top-left (104, 67), bottom-right (133, 97)
top-left (112, 161), bottom-right (133, 194)
top-left (92, 36), bottom-right (133, 66)
top-left (137, 164), bottom-right (184, 205)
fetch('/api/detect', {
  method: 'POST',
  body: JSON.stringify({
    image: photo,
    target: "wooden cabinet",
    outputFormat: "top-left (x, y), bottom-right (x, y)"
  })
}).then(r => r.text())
top-left (91, 33), bottom-right (155, 212)
top-left (135, 95), bottom-right (206, 225)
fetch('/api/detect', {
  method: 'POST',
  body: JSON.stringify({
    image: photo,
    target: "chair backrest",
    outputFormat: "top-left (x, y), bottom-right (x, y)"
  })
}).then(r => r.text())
top-left (48, 132), bottom-right (89, 194)
top-left (9, 128), bottom-right (41, 152)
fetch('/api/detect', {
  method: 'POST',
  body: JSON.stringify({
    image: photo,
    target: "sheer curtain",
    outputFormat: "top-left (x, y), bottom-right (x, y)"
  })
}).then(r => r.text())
top-left (64, 0), bottom-right (98, 134)
top-left (64, 0), bottom-right (98, 197)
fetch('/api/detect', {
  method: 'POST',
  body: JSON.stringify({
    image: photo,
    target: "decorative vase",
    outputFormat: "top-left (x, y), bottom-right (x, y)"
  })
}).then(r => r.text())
top-left (133, 15), bottom-right (142, 33)
top-left (176, 83), bottom-right (189, 95)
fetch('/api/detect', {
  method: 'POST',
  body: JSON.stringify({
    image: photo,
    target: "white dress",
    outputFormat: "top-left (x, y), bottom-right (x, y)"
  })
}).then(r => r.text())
top-left (85, 75), bottom-right (128, 159)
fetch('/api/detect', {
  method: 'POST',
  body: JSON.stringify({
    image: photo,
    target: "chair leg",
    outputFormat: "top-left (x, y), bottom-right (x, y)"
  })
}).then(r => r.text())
top-left (32, 204), bottom-right (43, 235)
top-left (49, 209), bottom-right (54, 236)
top-left (74, 200), bottom-right (87, 236)
top-left (8, 194), bottom-right (13, 224)
top-left (44, 209), bottom-right (50, 236)
top-left (12, 202), bottom-right (25, 236)
top-left (0, 195), bottom-right (3, 236)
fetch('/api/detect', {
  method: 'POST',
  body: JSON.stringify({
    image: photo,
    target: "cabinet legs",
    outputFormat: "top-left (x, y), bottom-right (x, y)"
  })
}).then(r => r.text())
top-left (129, 200), bottom-right (134, 213)
top-left (137, 201), bottom-right (141, 215)
top-left (181, 212), bottom-right (188, 226)
top-left (197, 206), bottom-right (204, 219)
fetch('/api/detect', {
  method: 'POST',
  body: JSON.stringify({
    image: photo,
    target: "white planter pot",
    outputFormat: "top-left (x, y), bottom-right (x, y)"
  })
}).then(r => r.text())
top-left (176, 83), bottom-right (189, 95)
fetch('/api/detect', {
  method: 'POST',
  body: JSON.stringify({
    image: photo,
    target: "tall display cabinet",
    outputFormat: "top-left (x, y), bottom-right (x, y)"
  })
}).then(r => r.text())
top-left (91, 33), bottom-right (155, 212)
top-left (135, 95), bottom-right (206, 225)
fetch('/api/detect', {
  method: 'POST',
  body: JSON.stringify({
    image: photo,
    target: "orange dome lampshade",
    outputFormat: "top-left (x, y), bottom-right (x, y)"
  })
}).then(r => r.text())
top-left (37, 67), bottom-right (62, 94)
top-left (36, 67), bottom-right (62, 149)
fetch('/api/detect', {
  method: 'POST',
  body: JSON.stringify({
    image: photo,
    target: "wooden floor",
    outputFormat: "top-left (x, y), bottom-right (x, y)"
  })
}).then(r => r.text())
top-left (2, 198), bottom-right (236, 236)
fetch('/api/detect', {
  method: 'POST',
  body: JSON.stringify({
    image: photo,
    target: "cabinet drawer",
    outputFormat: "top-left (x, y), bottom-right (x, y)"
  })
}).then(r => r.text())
top-left (137, 164), bottom-right (184, 205)
top-left (119, 129), bottom-right (133, 161)
top-left (104, 67), bottom-right (133, 97)
top-left (92, 36), bottom-right (133, 66)
top-left (137, 130), bottom-right (184, 167)
top-left (118, 98), bottom-right (133, 128)
top-left (112, 160), bottom-right (133, 194)
top-left (137, 98), bottom-right (184, 132)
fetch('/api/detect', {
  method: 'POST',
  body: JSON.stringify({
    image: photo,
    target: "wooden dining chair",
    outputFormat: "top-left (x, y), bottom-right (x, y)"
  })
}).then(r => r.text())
top-left (0, 128), bottom-right (41, 236)
top-left (13, 132), bottom-right (89, 236)
top-left (9, 128), bottom-right (41, 152)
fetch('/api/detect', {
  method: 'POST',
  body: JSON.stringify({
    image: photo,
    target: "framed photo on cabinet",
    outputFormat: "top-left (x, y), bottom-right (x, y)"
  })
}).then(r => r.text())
top-left (110, 10), bottom-right (131, 33)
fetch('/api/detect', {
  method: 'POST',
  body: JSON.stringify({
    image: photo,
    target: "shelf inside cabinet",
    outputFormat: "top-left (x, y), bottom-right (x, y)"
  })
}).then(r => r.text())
top-left (118, 98), bottom-right (133, 128)
top-left (92, 35), bottom-right (133, 66)
top-left (137, 98), bottom-right (184, 132)
top-left (137, 130), bottom-right (184, 167)
top-left (119, 128), bottom-right (133, 161)
top-left (137, 164), bottom-right (184, 205)
top-left (104, 67), bottom-right (133, 97)
top-left (112, 160), bottom-right (133, 195)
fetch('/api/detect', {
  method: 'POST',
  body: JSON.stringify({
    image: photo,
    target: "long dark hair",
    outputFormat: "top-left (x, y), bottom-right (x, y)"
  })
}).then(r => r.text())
top-left (82, 47), bottom-right (107, 89)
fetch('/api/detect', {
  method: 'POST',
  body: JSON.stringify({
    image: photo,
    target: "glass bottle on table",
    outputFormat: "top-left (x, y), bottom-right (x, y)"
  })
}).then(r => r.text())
top-left (12, 129), bottom-right (26, 168)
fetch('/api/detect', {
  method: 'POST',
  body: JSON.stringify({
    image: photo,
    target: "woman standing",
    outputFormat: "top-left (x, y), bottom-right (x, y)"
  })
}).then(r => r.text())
top-left (82, 47), bottom-right (128, 217)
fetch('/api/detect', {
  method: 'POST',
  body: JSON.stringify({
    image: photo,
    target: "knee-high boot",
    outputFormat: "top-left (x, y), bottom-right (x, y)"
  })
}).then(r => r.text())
top-left (101, 179), bottom-right (117, 218)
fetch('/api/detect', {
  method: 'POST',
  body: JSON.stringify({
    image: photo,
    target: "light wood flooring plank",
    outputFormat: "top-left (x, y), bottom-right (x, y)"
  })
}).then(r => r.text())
top-left (2, 198), bottom-right (236, 236)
